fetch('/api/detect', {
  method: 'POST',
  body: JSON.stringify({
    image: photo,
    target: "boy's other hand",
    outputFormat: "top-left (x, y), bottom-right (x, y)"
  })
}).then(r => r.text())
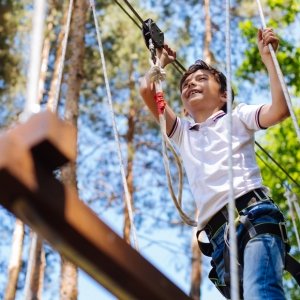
top-left (157, 44), bottom-right (176, 68)
top-left (257, 28), bottom-right (279, 65)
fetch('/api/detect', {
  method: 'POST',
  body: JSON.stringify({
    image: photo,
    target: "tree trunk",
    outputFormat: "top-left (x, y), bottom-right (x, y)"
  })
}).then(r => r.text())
top-left (203, 0), bottom-right (213, 65)
top-left (4, 219), bottom-right (24, 300)
top-left (123, 62), bottom-right (136, 245)
top-left (190, 227), bottom-right (202, 300)
top-left (23, 234), bottom-right (45, 300)
top-left (47, 3), bottom-right (69, 111)
top-left (59, 0), bottom-right (88, 299)
top-left (60, 258), bottom-right (78, 300)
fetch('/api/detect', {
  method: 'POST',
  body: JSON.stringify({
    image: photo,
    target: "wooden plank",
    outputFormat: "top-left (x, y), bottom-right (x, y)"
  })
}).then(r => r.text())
top-left (9, 110), bottom-right (77, 170)
top-left (0, 133), bottom-right (38, 200)
top-left (0, 126), bottom-right (192, 300)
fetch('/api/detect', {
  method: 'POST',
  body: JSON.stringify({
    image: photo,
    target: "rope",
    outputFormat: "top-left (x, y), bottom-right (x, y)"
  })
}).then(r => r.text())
top-left (160, 117), bottom-right (196, 226)
top-left (255, 142), bottom-right (299, 188)
top-left (114, 0), bottom-right (142, 30)
top-left (89, 0), bottom-right (139, 250)
top-left (225, 0), bottom-right (239, 299)
top-left (21, 0), bottom-right (47, 122)
top-left (291, 194), bottom-right (300, 224)
top-left (284, 184), bottom-right (300, 251)
top-left (147, 45), bottom-right (197, 227)
top-left (21, 0), bottom-right (46, 291)
top-left (47, 0), bottom-right (74, 113)
top-left (255, 0), bottom-right (300, 143)
top-left (110, 0), bottom-right (298, 237)
top-left (123, 0), bottom-right (144, 24)
top-left (112, 0), bottom-right (186, 73)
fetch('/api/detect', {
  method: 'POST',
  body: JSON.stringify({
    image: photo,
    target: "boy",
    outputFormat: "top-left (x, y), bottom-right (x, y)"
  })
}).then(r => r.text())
top-left (140, 28), bottom-right (290, 299)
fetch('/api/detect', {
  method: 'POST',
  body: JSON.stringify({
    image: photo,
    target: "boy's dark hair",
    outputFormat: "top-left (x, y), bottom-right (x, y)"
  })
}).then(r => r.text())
top-left (179, 60), bottom-right (234, 113)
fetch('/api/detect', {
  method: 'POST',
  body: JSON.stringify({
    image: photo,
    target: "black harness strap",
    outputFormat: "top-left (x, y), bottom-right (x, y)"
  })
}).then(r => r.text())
top-left (196, 230), bottom-right (213, 256)
top-left (239, 221), bottom-right (300, 286)
top-left (286, 254), bottom-right (300, 285)
top-left (239, 222), bottom-right (289, 252)
top-left (197, 217), bottom-right (300, 299)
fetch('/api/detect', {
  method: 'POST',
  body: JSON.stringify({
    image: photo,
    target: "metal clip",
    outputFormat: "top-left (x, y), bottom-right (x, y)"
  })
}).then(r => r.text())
top-left (279, 222), bottom-right (289, 243)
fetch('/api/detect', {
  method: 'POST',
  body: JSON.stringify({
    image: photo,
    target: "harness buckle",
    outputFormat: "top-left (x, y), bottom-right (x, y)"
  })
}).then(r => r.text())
top-left (253, 189), bottom-right (270, 202)
top-left (279, 222), bottom-right (289, 243)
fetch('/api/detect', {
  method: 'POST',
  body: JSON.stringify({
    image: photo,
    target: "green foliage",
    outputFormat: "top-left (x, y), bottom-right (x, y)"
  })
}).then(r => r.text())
top-left (267, 0), bottom-right (300, 25)
top-left (0, 1), bottom-right (25, 95)
top-left (237, 1), bottom-right (300, 95)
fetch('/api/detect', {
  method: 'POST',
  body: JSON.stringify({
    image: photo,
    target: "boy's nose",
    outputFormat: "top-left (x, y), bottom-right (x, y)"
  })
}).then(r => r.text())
top-left (188, 81), bottom-right (196, 88)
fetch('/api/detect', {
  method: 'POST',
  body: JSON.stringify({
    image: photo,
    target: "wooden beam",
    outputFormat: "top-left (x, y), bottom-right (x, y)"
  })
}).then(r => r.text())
top-left (0, 112), bottom-right (192, 300)
top-left (10, 110), bottom-right (77, 171)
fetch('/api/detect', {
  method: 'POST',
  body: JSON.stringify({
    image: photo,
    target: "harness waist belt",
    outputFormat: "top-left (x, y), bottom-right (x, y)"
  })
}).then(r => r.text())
top-left (204, 188), bottom-right (269, 239)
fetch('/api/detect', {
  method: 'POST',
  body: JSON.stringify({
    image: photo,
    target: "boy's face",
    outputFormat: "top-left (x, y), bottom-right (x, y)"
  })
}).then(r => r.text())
top-left (180, 69), bottom-right (226, 117)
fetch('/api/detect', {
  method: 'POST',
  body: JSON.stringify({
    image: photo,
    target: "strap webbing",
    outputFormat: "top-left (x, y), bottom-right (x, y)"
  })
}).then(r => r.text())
top-left (286, 254), bottom-right (300, 285)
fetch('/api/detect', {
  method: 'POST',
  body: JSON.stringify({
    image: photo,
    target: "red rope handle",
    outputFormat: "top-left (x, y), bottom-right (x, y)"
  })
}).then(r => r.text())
top-left (154, 92), bottom-right (166, 115)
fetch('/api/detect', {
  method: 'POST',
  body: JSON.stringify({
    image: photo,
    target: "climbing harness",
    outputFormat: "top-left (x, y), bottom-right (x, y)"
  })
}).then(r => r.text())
top-left (143, 20), bottom-right (197, 227)
top-left (197, 189), bottom-right (300, 298)
top-left (90, 0), bottom-right (139, 249)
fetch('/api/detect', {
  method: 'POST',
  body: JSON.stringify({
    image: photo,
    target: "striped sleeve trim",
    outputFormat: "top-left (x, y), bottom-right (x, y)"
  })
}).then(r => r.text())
top-left (168, 117), bottom-right (179, 138)
top-left (255, 105), bottom-right (268, 130)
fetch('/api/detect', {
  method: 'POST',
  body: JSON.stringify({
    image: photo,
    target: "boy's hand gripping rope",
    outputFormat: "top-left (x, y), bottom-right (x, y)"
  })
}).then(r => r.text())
top-left (256, 0), bottom-right (300, 143)
top-left (147, 37), bottom-right (197, 227)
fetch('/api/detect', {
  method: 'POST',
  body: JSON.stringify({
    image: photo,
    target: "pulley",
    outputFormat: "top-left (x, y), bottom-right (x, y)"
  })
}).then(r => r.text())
top-left (142, 18), bottom-right (164, 49)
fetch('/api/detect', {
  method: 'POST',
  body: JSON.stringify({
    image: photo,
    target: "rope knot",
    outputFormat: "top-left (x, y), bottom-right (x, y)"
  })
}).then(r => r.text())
top-left (148, 64), bottom-right (166, 83)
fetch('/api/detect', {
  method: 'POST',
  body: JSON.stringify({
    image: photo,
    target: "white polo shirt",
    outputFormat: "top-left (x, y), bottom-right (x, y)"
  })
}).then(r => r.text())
top-left (169, 103), bottom-right (266, 230)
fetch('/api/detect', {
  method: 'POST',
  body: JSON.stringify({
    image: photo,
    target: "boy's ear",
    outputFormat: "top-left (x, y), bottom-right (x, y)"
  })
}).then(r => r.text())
top-left (220, 91), bottom-right (227, 104)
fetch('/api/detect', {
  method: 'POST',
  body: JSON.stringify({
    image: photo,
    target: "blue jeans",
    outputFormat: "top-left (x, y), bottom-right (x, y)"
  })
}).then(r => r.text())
top-left (210, 201), bottom-right (286, 300)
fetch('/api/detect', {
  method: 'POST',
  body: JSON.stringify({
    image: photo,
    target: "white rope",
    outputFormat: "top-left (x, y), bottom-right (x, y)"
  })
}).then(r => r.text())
top-left (255, 0), bottom-right (300, 142)
top-left (89, 0), bottom-right (139, 250)
top-left (156, 83), bottom-right (197, 227)
top-left (284, 185), bottom-right (300, 251)
top-left (48, 0), bottom-right (74, 113)
top-left (21, 0), bottom-right (47, 121)
top-left (21, 3), bottom-right (46, 298)
top-left (148, 41), bottom-right (197, 227)
top-left (225, 0), bottom-right (239, 299)
top-left (291, 193), bottom-right (300, 223)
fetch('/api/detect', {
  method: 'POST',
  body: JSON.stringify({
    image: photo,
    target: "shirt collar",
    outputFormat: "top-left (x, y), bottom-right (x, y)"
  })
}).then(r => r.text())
top-left (189, 111), bottom-right (226, 130)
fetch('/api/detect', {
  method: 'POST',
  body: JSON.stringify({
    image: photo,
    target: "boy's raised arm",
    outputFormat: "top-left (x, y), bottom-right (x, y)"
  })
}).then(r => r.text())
top-left (257, 28), bottom-right (290, 128)
top-left (139, 45), bottom-right (177, 135)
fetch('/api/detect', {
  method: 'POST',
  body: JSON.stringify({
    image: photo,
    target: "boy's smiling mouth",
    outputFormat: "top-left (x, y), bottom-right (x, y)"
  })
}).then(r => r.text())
top-left (188, 89), bottom-right (203, 98)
